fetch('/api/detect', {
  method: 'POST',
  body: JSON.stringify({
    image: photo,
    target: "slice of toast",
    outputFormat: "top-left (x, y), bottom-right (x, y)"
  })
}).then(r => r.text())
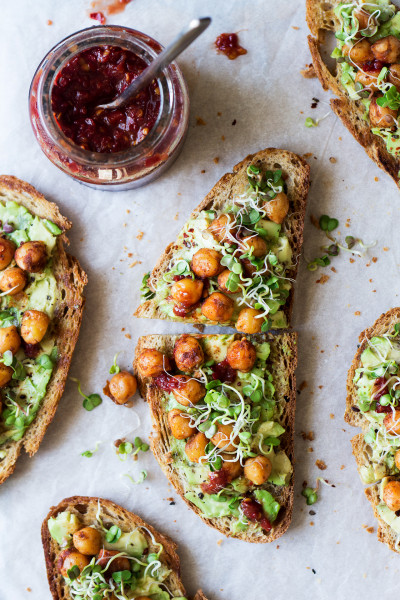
top-left (306, 0), bottom-right (400, 185)
top-left (365, 482), bottom-right (400, 553)
top-left (0, 176), bottom-right (87, 485)
top-left (134, 332), bottom-right (297, 543)
top-left (135, 148), bottom-right (309, 329)
top-left (42, 495), bottom-right (208, 600)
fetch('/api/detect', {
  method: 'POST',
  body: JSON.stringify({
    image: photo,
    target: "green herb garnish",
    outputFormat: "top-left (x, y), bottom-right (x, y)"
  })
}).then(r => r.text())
top-left (71, 378), bottom-right (102, 412)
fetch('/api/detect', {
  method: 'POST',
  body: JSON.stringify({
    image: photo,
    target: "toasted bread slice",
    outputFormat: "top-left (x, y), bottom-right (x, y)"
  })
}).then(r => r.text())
top-left (135, 148), bottom-right (309, 329)
top-left (42, 495), bottom-right (207, 600)
top-left (365, 481), bottom-right (400, 553)
top-left (306, 0), bottom-right (400, 185)
top-left (0, 176), bottom-right (87, 485)
top-left (134, 332), bottom-right (297, 543)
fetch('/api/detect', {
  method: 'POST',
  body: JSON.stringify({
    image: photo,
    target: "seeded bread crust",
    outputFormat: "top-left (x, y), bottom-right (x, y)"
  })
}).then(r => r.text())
top-left (0, 176), bottom-right (87, 485)
top-left (134, 148), bottom-right (310, 328)
top-left (42, 496), bottom-right (207, 600)
top-left (133, 332), bottom-right (297, 543)
top-left (306, 0), bottom-right (400, 185)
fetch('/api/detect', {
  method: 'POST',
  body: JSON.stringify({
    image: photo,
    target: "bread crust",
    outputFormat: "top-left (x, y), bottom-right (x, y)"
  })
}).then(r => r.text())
top-left (134, 148), bottom-right (310, 328)
top-left (134, 332), bottom-right (297, 543)
top-left (42, 495), bottom-right (207, 600)
top-left (0, 176), bottom-right (87, 485)
top-left (306, 0), bottom-right (400, 185)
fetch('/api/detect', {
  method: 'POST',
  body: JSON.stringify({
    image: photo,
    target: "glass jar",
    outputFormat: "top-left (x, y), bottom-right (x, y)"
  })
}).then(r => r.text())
top-left (29, 26), bottom-right (189, 190)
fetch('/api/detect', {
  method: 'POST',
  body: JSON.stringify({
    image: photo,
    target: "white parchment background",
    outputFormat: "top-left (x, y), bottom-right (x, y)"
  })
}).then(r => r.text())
top-left (1, 0), bottom-right (400, 598)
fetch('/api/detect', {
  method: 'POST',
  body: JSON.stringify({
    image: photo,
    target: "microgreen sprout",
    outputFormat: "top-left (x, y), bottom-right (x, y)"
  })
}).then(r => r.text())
top-left (122, 470), bottom-right (147, 485)
top-left (81, 441), bottom-right (101, 458)
top-left (140, 272), bottom-right (155, 300)
top-left (109, 353), bottom-right (120, 375)
top-left (302, 487), bottom-right (318, 505)
top-left (305, 112), bottom-right (331, 128)
top-left (71, 378), bottom-right (102, 411)
top-left (105, 524), bottom-right (122, 543)
top-left (115, 436), bottom-right (149, 461)
top-left (67, 565), bottom-right (80, 580)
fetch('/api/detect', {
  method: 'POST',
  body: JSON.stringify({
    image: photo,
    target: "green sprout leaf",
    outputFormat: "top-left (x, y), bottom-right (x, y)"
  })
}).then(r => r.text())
top-left (36, 354), bottom-right (54, 370)
top-left (305, 117), bottom-right (318, 128)
top-left (105, 524), bottom-right (122, 544)
top-left (67, 565), bottom-right (80, 580)
top-left (302, 487), bottom-right (318, 505)
top-left (44, 219), bottom-right (62, 235)
top-left (71, 378), bottom-right (102, 412)
top-left (109, 352), bottom-right (120, 375)
top-left (376, 85), bottom-right (400, 110)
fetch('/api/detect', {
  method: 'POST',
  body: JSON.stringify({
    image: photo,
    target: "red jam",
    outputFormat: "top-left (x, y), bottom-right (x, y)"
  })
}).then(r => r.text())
top-left (201, 469), bottom-right (229, 494)
top-left (89, 12), bottom-right (106, 24)
top-left (51, 45), bottom-right (161, 153)
top-left (154, 372), bottom-right (181, 392)
top-left (215, 33), bottom-right (247, 60)
top-left (212, 358), bottom-right (237, 383)
top-left (240, 497), bottom-right (272, 532)
top-left (362, 59), bottom-right (386, 72)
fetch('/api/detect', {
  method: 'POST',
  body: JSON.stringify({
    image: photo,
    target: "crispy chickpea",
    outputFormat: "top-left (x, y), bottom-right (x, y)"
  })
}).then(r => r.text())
top-left (354, 9), bottom-right (375, 34)
top-left (236, 307), bottom-right (264, 334)
top-left (57, 549), bottom-right (90, 577)
top-left (395, 448), bottom-right (400, 471)
top-left (355, 69), bottom-right (380, 93)
top-left (0, 267), bottom-right (27, 295)
top-left (0, 364), bottom-right (13, 387)
top-left (207, 213), bottom-right (236, 242)
top-left (389, 64), bottom-right (400, 90)
top-left (372, 35), bottom-right (400, 63)
top-left (201, 292), bottom-right (234, 323)
top-left (73, 526), bottom-right (102, 556)
top-left (108, 371), bottom-right (137, 404)
top-left (263, 192), bottom-right (289, 224)
top-left (0, 326), bottom-right (21, 355)
top-left (172, 374), bottom-right (206, 406)
top-left (217, 269), bottom-right (236, 294)
top-left (168, 408), bottom-right (196, 439)
top-left (174, 334), bottom-right (204, 372)
top-left (171, 278), bottom-right (203, 306)
top-left (221, 453), bottom-right (243, 481)
top-left (383, 480), bottom-right (400, 511)
top-left (97, 549), bottom-right (130, 574)
top-left (244, 455), bottom-right (272, 485)
top-left (369, 97), bottom-right (397, 128)
top-left (343, 39), bottom-right (374, 63)
top-left (15, 240), bottom-right (48, 273)
top-left (384, 410), bottom-right (400, 435)
top-left (226, 338), bottom-right (257, 372)
top-left (185, 432), bottom-right (208, 463)
top-left (211, 423), bottom-right (238, 452)
top-left (0, 237), bottom-right (16, 270)
top-left (191, 248), bottom-right (223, 278)
top-left (241, 235), bottom-right (267, 258)
top-left (21, 310), bottom-right (50, 344)
top-left (136, 349), bottom-right (170, 378)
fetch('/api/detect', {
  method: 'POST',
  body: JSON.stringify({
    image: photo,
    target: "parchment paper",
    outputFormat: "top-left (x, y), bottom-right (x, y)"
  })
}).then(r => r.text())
top-left (1, 0), bottom-right (400, 598)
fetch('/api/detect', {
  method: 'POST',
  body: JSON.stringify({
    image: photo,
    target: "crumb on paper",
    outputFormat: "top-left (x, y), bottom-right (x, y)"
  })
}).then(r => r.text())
top-left (354, 311), bottom-right (361, 316)
top-left (303, 152), bottom-right (313, 159)
top-left (310, 214), bottom-right (319, 228)
top-left (372, 289), bottom-right (376, 293)
top-left (221, 135), bottom-right (225, 141)
top-left (128, 252), bottom-right (133, 257)
top-left (319, 384), bottom-right (324, 388)
top-left (126, 209), bottom-right (130, 214)
top-left (129, 261), bottom-right (142, 268)
top-left (47, 19), bottom-right (53, 25)
top-left (201, 169), bottom-right (206, 174)
top-left (383, 247), bottom-right (389, 251)
top-left (331, 266), bottom-right (337, 273)
top-left (232, 119), bottom-right (237, 126)
top-left (121, 327), bottom-right (125, 331)
top-left (300, 63), bottom-right (316, 78)
top-left (308, 447), bottom-right (314, 453)
top-left (136, 231), bottom-right (144, 240)
top-left (315, 459), bottom-right (327, 470)
top-left (350, 258), bottom-right (355, 263)
top-left (217, 111), bottom-right (222, 116)
top-left (374, 176), bottom-right (379, 182)
top-left (330, 413), bottom-right (335, 419)
top-left (299, 380), bottom-right (308, 391)
top-left (217, 539), bottom-right (223, 546)
top-left (213, 157), bottom-right (219, 164)
top-left (166, 497), bottom-right (174, 502)
top-left (310, 522), bottom-right (314, 526)
top-left (329, 156), bottom-right (336, 163)
top-left (372, 257), bottom-right (378, 263)
top-left (301, 431), bottom-right (315, 441)
top-left (369, 278), bottom-right (373, 283)
top-left (341, 465), bottom-right (345, 470)
top-left (292, 25), bottom-right (300, 30)
top-left (363, 525), bottom-right (375, 534)
top-left (26, 589), bottom-right (32, 593)
top-left (174, 212), bottom-right (179, 220)
top-left (196, 117), bottom-right (206, 126)
top-left (125, 333), bottom-right (132, 339)
top-left (316, 274), bottom-right (329, 284)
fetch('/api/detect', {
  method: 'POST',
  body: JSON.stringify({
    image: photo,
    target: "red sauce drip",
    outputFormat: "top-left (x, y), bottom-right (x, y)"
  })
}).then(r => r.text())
top-left (201, 469), bottom-right (229, 495)
top-left (154, 372), bottom-right (181, 392)
top-left (22, 342), bottom-right (40, 358)
top-left (211, 358), bottom-right (236, 383)
top-left (51, 45), bottom-right (161, 153)
top-left (215, 33), bottom-right (247, 60)
top-left (362, 59), bottom-right (386, 72)
top-left (173, 275), bottom-right (185, 282)
top-left (89, 11), bottom-right (106, 24)
top-left (173, 302), bottom-right (201, 317)
top-left (105, 0), bottom-right (133, 15)
top-left (240, 497), bottom-right (272, 532)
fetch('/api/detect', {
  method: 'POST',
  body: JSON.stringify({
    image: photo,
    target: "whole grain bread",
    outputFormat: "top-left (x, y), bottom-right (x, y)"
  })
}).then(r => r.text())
top-left (42, 495), bottom-right (208, 600)
top-left (365, 482), bottom-right (400, 553)
top-left (0, 176), bottom-right (87, 485)
top-left (306, 0), bottom-right (400, 185)
top-left (134, 332), bottom-right (297, 543)
top-left (134, 148), bottom-right (310, 328)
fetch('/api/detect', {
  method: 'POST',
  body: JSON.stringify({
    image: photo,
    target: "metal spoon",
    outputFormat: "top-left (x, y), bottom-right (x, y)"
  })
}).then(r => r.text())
top-left (97, 17), bottom-right (211, 110)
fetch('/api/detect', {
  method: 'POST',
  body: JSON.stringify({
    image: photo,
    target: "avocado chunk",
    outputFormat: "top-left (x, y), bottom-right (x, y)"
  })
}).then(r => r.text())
top-left (104, 529), bottom-right (148, 557)
top-left (258, 219), bottom-right (281, 241)
top-left (377, 504), bottom-right (400, 534)
top-left (48, 511), bottom-right (81, 545)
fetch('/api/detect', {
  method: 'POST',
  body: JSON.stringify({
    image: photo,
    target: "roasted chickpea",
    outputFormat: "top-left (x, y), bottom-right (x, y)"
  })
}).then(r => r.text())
top-left (0, 326), bottom-right (21, 355)
top-left (221, 453), bottom-right (243, 481)
top-left (171, 278), bottom-right (203, 306)
top-left (207, 213), bottom-right (236, 242)
top-left (0, 237), bottom-right (16, 270)
top-left (201, 292), bottom-right (234, 323)
top-left (136, 349), bottom-right (170, 378)
top-left (168, 408), bottom-right (196, 439)
top-left (263, 192), bottom-right (289, 224)
top-left (395, 449), bottom-right (400, 471)
top-left (0, 364), bottom-right (13, 387)
top-left (384, 410), bottom-right (400, 435)
top-left (236, 307), bottom-right (264, 334)
top-left (73, 526), bottom-right (102, 556)
top-left (244, 455), bottom-right (272, 485)
top-left (21, 310), bottom-right (50, 344)
top-left (97, 549), bottom-right (130, 574)
top-left (217, 269), bottom-right (236, 294)
top-left (389, 64), bottom-right (400, 90)
top-left (191, 248), bottom-right (223, 278)
top-left (343, 39), bottom-right (374, 63)
top-left (241, 235), bottom-right (267, 258)
top-left (57, 549), bottom-right (90, 577)
top-left (372, 35), bottom-right (400, 63)
top-left (0, 267), bottom-right (27, 295)
top-left (226, 338), bottom-right (257, 372)
top-left (172, 374), bottom-right (206, 406)
top-left (174, 334), bottom-right (204, 372)
top-left (354, 9), bottom-right (375, 34)
top-left (211, 423), bottom-right (238, 452)
top-left (185, 432), bottom-right (208, 463)
top-left (383, 480), bottom-right (400, 511)
top-left (15, 240), bottom-right (48, 273)
top-left (108, 371), bottom-right (137, 404)
top-left (369, 97), bottom-right (397, 128)
top-left (355, 69), bottom-right (380, 93)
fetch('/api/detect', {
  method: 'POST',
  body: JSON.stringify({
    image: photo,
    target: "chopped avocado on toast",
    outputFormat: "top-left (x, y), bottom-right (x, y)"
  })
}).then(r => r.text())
top-left (134, 332), bottom-right (297, 543)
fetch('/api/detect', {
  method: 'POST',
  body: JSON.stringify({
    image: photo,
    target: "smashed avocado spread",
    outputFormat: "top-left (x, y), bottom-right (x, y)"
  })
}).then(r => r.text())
top-left (141, 165), bottom-right (293, 330)
top-left (354, 325), bottom-right (400, 483)
top-left (0, 200), bottom-right (61, 451)
top-left (332, 1), bottom-right (400, 163)
top-left (48, 508), bottom-right (188, 600)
